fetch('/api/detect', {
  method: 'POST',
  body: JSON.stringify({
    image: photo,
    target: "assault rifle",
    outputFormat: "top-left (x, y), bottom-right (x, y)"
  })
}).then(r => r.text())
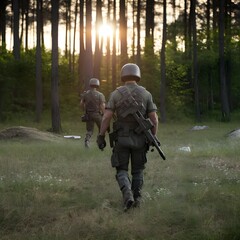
top-left (115, 95), bottom-right (166, 160)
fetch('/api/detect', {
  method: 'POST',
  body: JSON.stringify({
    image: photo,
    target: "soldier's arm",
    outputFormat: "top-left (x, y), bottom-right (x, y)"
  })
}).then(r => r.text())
top-left (148, 111), bottom-right (158, 135)
top-left (80, 99), bottom-right (85, 110)
top-left (99, 109), bottom-right (113, 136)
top-left (100, 102), bottom-right (106, 114)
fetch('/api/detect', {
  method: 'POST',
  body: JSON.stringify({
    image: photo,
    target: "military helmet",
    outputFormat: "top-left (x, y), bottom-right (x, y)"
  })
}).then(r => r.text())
top-left (121, 63), bottom-right (141, 81)
top-left (89, 78), bottom-right (100, 87)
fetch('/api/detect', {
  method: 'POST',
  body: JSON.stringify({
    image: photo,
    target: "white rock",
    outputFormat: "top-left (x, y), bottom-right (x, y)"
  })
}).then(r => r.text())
top-left (179, 146), bottom-right (191, 152)
top-left (191, 125), bottom-right (209, 131)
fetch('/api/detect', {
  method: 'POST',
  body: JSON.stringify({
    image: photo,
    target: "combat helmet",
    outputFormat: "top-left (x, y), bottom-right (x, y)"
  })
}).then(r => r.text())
top-left (89, 78), bottom-right (100, 87)
top-left (121, 63), bottom-right (141, 82)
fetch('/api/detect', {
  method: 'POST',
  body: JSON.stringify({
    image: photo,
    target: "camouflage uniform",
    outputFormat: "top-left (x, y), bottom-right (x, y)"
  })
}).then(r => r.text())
top-left (82, 89), bottom-right (105, 146)
top-left (106, 82), bottom-right (157, 208)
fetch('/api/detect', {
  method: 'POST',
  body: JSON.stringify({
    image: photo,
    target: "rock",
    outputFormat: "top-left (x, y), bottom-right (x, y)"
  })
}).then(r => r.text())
top-left (179, 146), bottom-right (191, 152)
top-left (0, 126), bottom-right (61, 141)
top-left (191, 125), bottom-right (209, 131)
top-left (227, 129), bottom-right (240, 138)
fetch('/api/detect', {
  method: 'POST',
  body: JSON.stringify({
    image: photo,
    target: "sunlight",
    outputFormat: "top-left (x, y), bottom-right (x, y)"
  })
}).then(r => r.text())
top-left (98, 23), bottom-right (113, 39)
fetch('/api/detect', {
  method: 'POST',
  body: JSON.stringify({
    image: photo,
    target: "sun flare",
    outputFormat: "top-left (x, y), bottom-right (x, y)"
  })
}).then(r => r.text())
top-left (98, 24), bottom-right (113, 38)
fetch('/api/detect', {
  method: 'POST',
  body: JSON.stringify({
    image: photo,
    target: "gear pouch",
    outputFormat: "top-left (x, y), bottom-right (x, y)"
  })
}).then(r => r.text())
top-left (81, 113), bottom-right (89, 122)
top-left (118, 133), bottom-right (145, 149)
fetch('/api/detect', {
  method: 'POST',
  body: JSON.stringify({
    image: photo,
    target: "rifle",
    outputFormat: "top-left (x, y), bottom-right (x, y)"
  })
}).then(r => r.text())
top-left (115, 94), bottom-right (166, 160)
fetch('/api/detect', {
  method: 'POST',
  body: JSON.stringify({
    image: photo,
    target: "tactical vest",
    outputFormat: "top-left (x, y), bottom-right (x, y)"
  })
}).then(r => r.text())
top-left (115, 85), bottom-right (147, 121)
top-left (84, 90), bottom-right (101, 112)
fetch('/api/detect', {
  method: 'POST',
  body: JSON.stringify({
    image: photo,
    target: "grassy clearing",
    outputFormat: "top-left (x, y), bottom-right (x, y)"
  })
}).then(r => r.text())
top-left (0, 121), bottom-right (240, 240)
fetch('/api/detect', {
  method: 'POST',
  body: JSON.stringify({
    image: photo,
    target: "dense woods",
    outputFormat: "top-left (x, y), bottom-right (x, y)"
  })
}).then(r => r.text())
top-left (0, 0), bottom-right (240, 131)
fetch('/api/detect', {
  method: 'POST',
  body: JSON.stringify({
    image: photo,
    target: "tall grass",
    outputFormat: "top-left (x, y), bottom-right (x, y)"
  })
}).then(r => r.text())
top-left (0, 121), bottom-right (240, 239)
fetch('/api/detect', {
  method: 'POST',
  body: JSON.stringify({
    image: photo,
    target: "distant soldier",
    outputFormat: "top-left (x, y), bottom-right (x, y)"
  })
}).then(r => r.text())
top-left (80, 78), bottom-right (106, 148)
top-left (97, 63), bottom-right (158, 211)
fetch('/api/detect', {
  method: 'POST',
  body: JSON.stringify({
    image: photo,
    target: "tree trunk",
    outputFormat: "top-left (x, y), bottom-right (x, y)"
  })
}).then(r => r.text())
top-left (206, 0), bottom-right (214, 110)
top-left (136, 0), bottom-right (141, 65)
top-left (112, 0), bottom-right (117, 90)
top-left (192, 0), bottom-right (201, 121)
top-left (94, 0), bottom-right (102, 79)
top-left (219, 0), bottom-right (230, 121)
top-left (12, 0), bottom-right (20, 60)
top-left (120, 0), bottom-right (127, 65)
top-left (36, 0), bottom-right (43, 122)
top-left (0, 0), bottom-right (7, 49)
top-left (51, 0), bottom-right (61, 132)
top-left (160, 0), bottom-right (167, 123)
top-left (85, 0), bottom-right (93, 89)
top-left (72, 0), bottom-right (78, 73)
top-left (78, 0), bottom-right (86, 92)
top-left (25, 0), bottom-right (29, 50)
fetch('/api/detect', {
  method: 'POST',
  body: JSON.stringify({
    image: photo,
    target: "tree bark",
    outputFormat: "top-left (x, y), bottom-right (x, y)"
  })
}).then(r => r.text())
top-left (191, 0), bottom-right (201, 121)
top-left (12, 0), bottom-right (20, 60)
top-left (36, 0), bottom-right (43, 122)
top-left (160, 0), bottom-right (167, 123)
top-left (120, 0), bottom-right (127, 65)
top-left (219, 0), bottom-right (230, 121)
top-left (51, 0), bottom-right (61, 132)
top-left (85, 0), bottom-right (93, 89)
top-left (78, 0), bottom-right (86, 92)
top-left (94, 0), bottom-right (102, 79)
top-left (112, 0), bottom-right (117, 90)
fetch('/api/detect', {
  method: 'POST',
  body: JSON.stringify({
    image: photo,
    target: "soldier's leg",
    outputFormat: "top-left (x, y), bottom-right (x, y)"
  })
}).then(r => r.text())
top-left (116, 169), bottom-right (134, 211)
top-left (131, 169), bottom-right (144, 207)
top-left (95, 113), bottom-right (102, 132)
top-left (85, 121), bottom-right (94, 147)
top-left (113, 144), bottom-right (134, 211)
top-left (131, 146), bottom-right (147, 207)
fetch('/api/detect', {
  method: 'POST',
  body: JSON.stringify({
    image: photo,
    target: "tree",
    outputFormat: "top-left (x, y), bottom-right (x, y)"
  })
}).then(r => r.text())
top-left (78, 0), bottom-right (86, 91)
top-left (12, 0), bottom-right (20, 60)
top-left (219, 0), bottom-right (230, 121)
top-left (112, 0), bottom-right (117, 90)
top-left (160, 0), bottom-right (167, 123)
top-left (145, 0), bottom-right (154, 52)
top-left (85, 0), bottom-right (93, 89)
top-left (36, 0), bottom-right (43, 122)
top-left (136, 0), bottom-right (141, 65)
top-left (51, 0), bottom-right (61, 132)
top-left (191, 0), bottom-right (200, 121)
top-left (0, 0), bottom-right (8, 50)
top-left (120, 0), bottom-right (127, 64)
top-left (94, 0), bottom-right (103, 79)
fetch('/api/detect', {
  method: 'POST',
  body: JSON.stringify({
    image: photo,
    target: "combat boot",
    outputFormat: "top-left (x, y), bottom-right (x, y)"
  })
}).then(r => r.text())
top-left (116, 170), bottom-right (134, 211)
top-left (131, 170), bottom-right (144, 208)
top-left (84, 140), bottom-right (90, 148)
top-left (84, 133), bottom-right (91, 148)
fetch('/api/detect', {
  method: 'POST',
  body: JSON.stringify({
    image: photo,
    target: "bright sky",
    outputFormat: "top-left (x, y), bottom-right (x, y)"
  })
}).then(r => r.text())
top-left (5, 0), bottom-right (184, 55)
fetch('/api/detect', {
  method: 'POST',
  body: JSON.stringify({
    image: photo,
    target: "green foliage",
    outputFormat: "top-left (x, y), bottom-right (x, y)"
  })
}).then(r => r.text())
top-left (141, 40), bottom-right (161, 104)
top-left (0, 50), bottom-right (35, 120)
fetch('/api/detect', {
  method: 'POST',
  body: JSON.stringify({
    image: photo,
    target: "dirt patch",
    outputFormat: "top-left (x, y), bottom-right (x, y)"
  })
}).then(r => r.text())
top-left (0, 126), bottom-right (62, 142)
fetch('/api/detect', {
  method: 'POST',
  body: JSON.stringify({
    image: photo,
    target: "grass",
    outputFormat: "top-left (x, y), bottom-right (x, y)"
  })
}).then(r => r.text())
top-left (0, 120), bottom-right (240, 239)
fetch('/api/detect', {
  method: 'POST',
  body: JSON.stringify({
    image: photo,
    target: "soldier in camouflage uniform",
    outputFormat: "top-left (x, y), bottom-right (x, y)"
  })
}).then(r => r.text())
top-left (97, 63), bottom-right (158, 211)
top-left (80, 78), bottom-right (106, 148)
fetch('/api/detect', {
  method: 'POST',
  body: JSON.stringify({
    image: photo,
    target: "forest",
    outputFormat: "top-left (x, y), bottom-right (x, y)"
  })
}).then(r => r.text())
top-left (0, 0), bottom-right (240, 132)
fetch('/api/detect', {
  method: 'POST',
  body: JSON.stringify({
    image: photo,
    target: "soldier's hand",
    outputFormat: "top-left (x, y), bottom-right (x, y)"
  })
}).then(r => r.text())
top-left (97, 135), bottom-right (106, 150)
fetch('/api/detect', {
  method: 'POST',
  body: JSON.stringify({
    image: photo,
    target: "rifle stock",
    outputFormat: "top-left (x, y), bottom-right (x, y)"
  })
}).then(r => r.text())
top-left (133, 110), bottom-right (166, 160)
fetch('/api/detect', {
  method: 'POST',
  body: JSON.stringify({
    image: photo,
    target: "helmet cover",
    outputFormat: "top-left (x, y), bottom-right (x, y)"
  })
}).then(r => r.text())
top-left (89, 78), bottom-right (100, 87)
top-left (121, 63), bottom-right (141, 81)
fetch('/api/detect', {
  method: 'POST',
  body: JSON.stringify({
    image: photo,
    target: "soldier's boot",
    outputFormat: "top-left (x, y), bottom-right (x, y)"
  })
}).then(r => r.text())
top-left (116, 170), bottom-right (134, 211)
top-left (84, 133), bottom-right (91, 148)
top-left (131, 170), bottom-right (144, 208)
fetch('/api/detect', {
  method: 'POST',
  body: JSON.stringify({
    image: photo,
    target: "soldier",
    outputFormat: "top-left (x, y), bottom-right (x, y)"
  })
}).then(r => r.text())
top-left (80, 78), bottom-right (106, 148)
top-left (97, 63), bottom-right (158, 211)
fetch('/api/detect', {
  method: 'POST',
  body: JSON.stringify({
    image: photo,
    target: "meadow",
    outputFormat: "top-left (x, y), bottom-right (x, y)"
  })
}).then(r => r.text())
top-left (0, 119), bottom-right (240, 240)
